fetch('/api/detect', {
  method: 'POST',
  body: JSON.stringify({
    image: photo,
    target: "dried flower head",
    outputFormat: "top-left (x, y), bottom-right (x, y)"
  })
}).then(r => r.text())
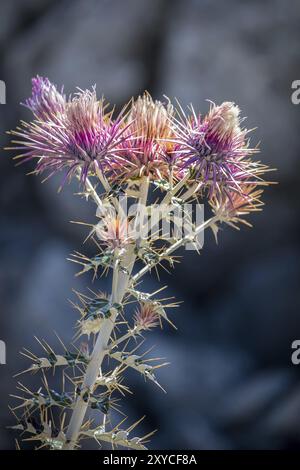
top-left (133, 301), bottom-right (161, 330)
top-left (113, 92), bottom-right (175, 181)
top-left (95, 212), bottom-right (133, 249)
top-left (210, 184), bottom-right (264, 229)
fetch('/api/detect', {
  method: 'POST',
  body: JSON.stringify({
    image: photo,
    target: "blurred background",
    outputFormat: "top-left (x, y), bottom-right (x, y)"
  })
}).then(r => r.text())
top-left (0, 0), bottom-right (300, 450)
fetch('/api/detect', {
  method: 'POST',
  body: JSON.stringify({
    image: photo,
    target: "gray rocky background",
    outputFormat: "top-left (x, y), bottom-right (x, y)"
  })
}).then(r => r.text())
top-left (0, 0), bottom-right (299, 449)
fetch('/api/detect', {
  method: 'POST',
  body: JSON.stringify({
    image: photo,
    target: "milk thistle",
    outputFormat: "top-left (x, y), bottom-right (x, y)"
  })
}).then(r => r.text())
top-left (7, 76), bottom-right (273, 450)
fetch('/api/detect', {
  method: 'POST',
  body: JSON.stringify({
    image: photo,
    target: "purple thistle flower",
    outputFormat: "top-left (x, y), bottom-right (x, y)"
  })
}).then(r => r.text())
top-left (61, 88), bottom-right (132, 184)
top-left (23, 76), bottom-right (66, 120)
top-left (171, 101), bottom-right (265, 197)
top-left (9, 79), bottom-right (133, 187)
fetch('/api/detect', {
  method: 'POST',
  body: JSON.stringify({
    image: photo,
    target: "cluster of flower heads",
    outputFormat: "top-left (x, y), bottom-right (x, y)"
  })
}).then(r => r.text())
top-left (8, 76), bottom-right (270, 217)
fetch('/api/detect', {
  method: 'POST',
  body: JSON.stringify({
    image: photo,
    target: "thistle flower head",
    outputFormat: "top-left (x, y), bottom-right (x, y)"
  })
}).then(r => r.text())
top-left (9, 79), bottom-right (131, 186)
top-left (129, 92), bottom-right (173, 142)
top-left (96, 212), bottom-right (132, 249)
top-left (66, 88), bottom-right (102, 132)
top-left (114, 92), bottom-right (175, 181)
top-left (62, 88), bottom-right (125, 182)
top-left (133, 301), bottom-right (161, 330)
top-left (172, 101), bottom-right (264, 198)
top-left (205, 101), bottom-right (242, 141)
top-left (210, 184), bottom-right (264, 228)
top-left (23, 75), bottom-right (66, 120)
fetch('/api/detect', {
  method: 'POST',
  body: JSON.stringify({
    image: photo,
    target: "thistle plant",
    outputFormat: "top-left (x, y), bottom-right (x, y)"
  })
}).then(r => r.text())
top-left (7, 76), bottom-right (272, 450)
